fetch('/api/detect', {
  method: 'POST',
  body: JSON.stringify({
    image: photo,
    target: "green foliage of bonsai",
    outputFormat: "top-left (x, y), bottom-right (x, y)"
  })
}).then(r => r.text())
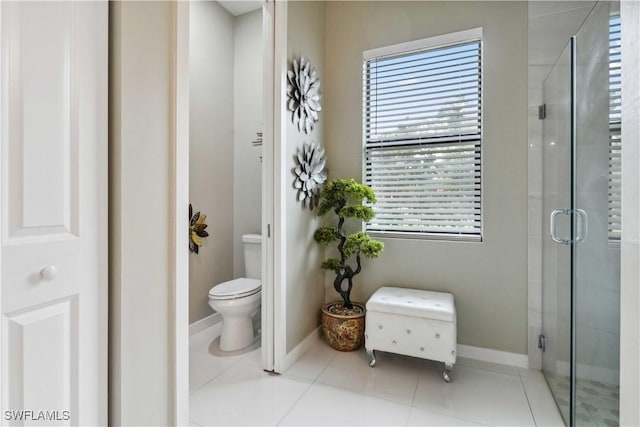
top-left (314, 179), bottom-right (384, 309)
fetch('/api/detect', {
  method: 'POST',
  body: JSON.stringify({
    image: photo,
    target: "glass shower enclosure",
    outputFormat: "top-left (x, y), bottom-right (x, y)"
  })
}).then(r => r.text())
top-left (541, 2), bottom-right (621, 426)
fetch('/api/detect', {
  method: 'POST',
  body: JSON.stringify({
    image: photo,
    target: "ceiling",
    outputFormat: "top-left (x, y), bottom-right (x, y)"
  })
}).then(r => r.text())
top-left (218, 0), bottom-right (262, 17)
top-left (528, 1), bottom-right (597, 87)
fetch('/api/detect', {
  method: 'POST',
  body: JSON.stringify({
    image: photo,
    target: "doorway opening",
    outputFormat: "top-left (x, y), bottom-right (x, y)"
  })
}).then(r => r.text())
top-left (175, 2), bottom-right (280, 421)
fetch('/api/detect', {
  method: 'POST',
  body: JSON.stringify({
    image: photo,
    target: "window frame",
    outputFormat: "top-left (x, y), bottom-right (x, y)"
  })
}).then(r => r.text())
top-left (362, 28), bottom-right (484, 242)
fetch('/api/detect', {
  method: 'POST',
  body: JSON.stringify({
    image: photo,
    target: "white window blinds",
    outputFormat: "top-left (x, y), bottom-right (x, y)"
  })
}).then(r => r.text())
top-left (609, 16), bottom-right (621, 241)
top-left (363, 31), bottom-right (482, 240)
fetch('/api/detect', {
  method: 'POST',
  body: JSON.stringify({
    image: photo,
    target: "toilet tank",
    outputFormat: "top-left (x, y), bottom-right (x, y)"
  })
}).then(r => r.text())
top-left (242, 234), bottom-right (262, 280)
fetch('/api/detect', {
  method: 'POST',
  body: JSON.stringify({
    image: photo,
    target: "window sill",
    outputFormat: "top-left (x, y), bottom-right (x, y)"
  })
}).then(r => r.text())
top-left (368, 231), bottom-right (482, 242)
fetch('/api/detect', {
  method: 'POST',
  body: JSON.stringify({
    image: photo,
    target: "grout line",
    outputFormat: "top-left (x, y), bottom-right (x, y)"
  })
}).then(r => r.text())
top-left (274, 378), bottom-right (315, 426)
top-left (519, 367), bottom-right (525, 378)
top-left (403, 405), bottom-right (412, 427)
top-left (188, 355), bottom-right (240, 396)
top-left (409, 372), bottom-right (420, 408)
top-left (405, 377), bottom-right (421, 427)
top-left (409, 386), bottom-right (493, 427)
top-left (455, 359), bottom-right (521, 379)
top-left (276, 341), bottom-right (331, 425)
top-left (308, 358), bottom-right (426, 412)
top-left (282, 371), bottom-right (317, 382)
top-left (518, 368), bottom-right (547, 380)
top-left (310, 348), bottom-right (338, 381)
top-left (519, 375), bottom-right (539, 426)
top-left (306, 378), bottom-right (417, 412)
top-left (281, 340), bottom-right (336, 381)
top-left (410, 403), bottom-right (495, 426)
top-left (188, 327), bottom-right (250, 395)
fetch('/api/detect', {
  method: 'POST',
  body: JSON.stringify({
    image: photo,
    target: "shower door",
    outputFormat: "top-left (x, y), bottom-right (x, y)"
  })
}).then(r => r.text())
top-left (573, 2), bottom-right (620, 426)
top-left (541, 39), bottom-right (573, 426)
top-left (541, 2), bottom-right (621, 426)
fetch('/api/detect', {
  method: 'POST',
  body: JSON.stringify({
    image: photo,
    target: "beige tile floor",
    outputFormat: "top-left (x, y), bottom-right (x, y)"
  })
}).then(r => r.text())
top-left (189, 327), bottom-right (565, 427)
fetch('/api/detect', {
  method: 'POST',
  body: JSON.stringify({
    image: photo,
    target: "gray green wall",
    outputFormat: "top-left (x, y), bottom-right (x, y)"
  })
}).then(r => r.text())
top-left (109, 1), bottom-right (175, 423)
top-left (189, 3), bottom-right (263, 324)
top-left (189, 1), bottom-right (235, 324)
top-left (285, 1), bottom-right (327, 353)
top-left (323, 1), bottom-right (529, 354)
top-left (233, 9), bottom-right (263, 278)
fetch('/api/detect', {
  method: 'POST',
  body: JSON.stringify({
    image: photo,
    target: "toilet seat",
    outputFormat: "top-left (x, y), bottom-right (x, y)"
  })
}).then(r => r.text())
top-left (209, 278), bottom-right (261, 300)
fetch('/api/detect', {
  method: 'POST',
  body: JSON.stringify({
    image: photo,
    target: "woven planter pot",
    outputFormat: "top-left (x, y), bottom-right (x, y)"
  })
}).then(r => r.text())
top-left (321, 301), bottom-right (366, 351)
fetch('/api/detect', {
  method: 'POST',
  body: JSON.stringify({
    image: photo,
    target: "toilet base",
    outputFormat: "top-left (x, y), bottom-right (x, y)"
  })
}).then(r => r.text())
top-left (219, 315), bottom-right (255, 352)
top-left (209, 288), bottom-right (261, 353)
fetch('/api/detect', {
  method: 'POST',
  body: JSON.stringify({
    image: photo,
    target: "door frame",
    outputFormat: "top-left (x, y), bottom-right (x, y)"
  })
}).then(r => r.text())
top-left (270, 0), bottom-right (288, 374)
top-left (262, 0), bottom-right (277, 373)
top-left (172, 1), bottom-right (283, 424)
top-left (0, 4), bottom-right (3, 413)
top-left (173, 1), bottom-right (190, 425)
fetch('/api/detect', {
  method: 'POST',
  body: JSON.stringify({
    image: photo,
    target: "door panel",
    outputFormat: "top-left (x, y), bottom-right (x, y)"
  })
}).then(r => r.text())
top-left (1, 2), bottom-right (107, 425)
top-left (541, 39), bottom-right (573, 426)
top-left (574, 3), bottom-right (620, 426)
top-left (5, 2), bottom-right (79, 239)
top-left (541, 3), bottom-right (622, 426)
top-left (6, 298), bottom-right (76, 423)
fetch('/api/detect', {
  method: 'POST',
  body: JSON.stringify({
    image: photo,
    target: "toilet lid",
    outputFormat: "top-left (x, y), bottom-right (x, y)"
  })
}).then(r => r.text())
top-left (209, 278), bottom-right (261, 300)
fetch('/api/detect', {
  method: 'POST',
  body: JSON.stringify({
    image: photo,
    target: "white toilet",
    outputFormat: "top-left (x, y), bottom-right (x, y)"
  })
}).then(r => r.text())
top-left (208, 233), bottom-right (262, 351)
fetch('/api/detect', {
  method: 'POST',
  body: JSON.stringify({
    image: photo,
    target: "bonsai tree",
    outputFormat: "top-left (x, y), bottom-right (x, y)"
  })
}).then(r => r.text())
top-left (314, 179), bottom-right (384, 310)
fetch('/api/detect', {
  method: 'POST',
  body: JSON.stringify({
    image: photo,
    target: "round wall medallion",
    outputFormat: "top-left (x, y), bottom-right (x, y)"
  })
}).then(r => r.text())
top-left (287, 56), bottom-right (321, 134)
top-left (293, 142), bottom-right (327, 210)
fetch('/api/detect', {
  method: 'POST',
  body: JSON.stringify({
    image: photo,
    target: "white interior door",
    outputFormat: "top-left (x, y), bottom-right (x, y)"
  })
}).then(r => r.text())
top-left (0, 2), bottom-right (107, 425)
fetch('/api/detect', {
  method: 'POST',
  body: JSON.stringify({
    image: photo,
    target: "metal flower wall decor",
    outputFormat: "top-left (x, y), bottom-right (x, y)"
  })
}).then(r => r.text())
top-left (287, 56), bottom-right (321, 134)
top-left (293, 142), bottom-right (327, 210)
top-left (189, 204), bottom-right (209, 254)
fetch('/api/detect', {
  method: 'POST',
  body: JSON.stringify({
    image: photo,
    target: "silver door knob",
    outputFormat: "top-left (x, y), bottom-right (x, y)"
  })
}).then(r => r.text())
top-left (40, 265), bottom-right (57, 280)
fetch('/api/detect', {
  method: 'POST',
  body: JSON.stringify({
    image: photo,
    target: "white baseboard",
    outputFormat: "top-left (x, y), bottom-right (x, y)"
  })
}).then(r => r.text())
top-left (278, 331), bottom-right (530, 372)
top-left (457, 344), bottom-right (529, 369)
top-left (189, 312), bottom-right (222, 336)
top-left (280, 326), bottom-right (322, 373)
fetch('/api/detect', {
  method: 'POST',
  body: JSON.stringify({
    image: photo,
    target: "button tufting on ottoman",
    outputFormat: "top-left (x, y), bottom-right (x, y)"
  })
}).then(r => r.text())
top-left (365, 286), bottom-right (457, 382)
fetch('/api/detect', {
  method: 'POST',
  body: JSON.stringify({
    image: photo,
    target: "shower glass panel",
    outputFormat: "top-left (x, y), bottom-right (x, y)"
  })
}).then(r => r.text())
top-left (541, 40), bottom-right (573, 426)
top-left (574, 2), bottom-right (620, 426)
top-left (541, 2), bottom-right (620, 426)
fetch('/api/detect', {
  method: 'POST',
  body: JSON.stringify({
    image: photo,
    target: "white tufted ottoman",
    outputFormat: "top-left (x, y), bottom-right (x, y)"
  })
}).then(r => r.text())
top-left (365, 286), bottom-right (457, 382)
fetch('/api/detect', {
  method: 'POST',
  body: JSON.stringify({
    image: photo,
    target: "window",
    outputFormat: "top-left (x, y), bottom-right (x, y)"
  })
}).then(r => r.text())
top-left (363, 29), bottom-right (483, 240)
top-left (608, 16), bottom-right (621, 241)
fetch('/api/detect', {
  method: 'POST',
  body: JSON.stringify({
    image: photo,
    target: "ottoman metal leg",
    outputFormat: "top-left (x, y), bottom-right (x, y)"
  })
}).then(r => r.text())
top-left (367, 349), bottom-right (377, 367)
top-left (443, 362), bottom-right (454, 382)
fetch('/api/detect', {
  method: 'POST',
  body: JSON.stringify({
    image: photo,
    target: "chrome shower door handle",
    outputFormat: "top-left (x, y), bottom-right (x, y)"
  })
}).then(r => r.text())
top-left (550, 209), bottom-right (571, 244)
top-left (574, 209), bottom-right (588, 243)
